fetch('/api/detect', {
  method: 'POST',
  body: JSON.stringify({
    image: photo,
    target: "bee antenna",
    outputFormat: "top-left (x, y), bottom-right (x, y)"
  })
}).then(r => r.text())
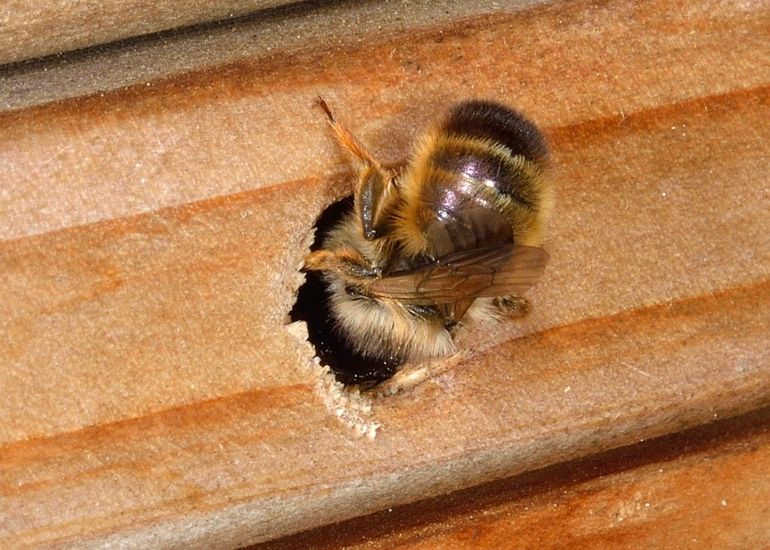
top-left (316, 96), bottom-right (335, 123)
top-left (314, 97), bottom-right (380, 169)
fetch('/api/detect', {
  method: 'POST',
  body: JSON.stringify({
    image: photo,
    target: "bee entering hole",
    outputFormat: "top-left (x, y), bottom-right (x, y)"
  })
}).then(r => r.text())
top-left (293, 99), bottom-right (552, 394)
top-left (290, 196), bottom-right (402, 386)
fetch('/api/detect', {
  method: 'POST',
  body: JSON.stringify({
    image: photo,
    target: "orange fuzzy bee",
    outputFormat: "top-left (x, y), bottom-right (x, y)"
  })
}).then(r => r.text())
top-left (304, 99), bottom-right (552, 366)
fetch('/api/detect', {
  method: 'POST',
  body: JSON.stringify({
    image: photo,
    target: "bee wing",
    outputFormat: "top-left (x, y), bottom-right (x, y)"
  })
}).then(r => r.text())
top-left (368, 244), bottom-right (549, 305)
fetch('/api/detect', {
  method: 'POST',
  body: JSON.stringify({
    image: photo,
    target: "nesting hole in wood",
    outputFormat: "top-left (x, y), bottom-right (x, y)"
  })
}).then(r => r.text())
top-left (290, 196), bottom-right (403, 386)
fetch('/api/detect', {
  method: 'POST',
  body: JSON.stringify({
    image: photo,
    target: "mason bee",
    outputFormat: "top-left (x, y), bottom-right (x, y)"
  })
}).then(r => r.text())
top-left (304, 98), bottom-right (552, 370)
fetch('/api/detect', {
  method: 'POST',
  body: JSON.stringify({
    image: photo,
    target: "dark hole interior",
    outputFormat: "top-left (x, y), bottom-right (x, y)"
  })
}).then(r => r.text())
top-left (289, 196), bottom-right (402, 386)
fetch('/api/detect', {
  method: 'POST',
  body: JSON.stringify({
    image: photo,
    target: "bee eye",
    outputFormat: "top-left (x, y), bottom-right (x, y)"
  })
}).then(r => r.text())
top-left (344, 285), bottom-right (363, 297)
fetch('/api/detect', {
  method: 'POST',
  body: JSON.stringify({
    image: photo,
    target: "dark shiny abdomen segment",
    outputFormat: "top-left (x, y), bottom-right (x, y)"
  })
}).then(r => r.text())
top-left (429, 146), bottom-right (538, 210)
top-left (442, 100), bottom-right (548, 164)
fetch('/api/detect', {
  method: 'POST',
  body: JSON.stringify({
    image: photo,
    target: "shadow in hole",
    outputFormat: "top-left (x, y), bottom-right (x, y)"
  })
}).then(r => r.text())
top-left (290, 195), bottom-right (401, 385)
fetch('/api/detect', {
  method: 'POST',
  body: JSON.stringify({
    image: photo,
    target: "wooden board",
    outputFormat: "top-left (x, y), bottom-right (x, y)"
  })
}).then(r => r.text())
top-left (266, 407), bottom-right (770, 549)
top-left (1, 0), bottom-right (768, 547)
top-left (0, 1), bottom-right (546, 111)
top-left (0, 0), bottom-right (294, 65)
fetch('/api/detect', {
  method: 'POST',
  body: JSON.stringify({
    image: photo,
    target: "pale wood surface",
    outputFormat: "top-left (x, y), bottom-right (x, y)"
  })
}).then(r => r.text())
top-left (0, 1), bottom-right (545, 111)
top-left (0, 0), bottom-right (294, 65)
top-left (0, 0), bottom-right (768, 547)
top-left (266, 408), bottom-right (770, 549)
top-left (3, 0), bottom-right (768, 241)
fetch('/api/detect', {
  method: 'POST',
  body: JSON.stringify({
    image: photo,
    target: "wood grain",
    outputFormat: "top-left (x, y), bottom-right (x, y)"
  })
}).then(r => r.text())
top-left (0, 0), bottom-right (294, 65)
top-left (265, 408), bottom-right (770, 549)
top-left (0, 1), bottom-right (546, 111)
top-left (2, 284), bottom-right (767, 547)
top-left (2, 86), bottom-right (767, 444)
top-left (1, 0), bottom-right (768, 547)
top-left (2, 0), bottom-right (768, 240)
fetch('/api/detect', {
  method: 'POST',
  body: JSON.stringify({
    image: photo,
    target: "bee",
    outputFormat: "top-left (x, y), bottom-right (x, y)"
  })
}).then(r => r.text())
top-left (304, 98), bottom-right (552, 369)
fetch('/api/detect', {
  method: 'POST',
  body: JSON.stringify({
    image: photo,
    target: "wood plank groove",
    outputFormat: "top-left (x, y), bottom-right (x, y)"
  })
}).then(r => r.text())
top-left (0, 1), bottom-right (297, 66)
top-left (264, 407), bottom-right (770, 549)
top-left (0, 1), bottom-right (548, 110)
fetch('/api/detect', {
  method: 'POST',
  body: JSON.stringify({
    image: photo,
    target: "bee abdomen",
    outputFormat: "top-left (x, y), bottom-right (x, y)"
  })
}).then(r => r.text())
top-left (441, 100), bottom-right (548, 165)
top-left (428, 145), bottom-right (540, 211)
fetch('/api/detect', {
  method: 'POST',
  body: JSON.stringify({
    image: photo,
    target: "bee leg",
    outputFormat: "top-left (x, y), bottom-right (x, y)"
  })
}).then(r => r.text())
top-left (494, 295), bottom-right (531, 318)
top-left (374, 352), bottom-right (469, 397)
top-left (438, 300), bottom-right (475, 329)
top-left (356, 166), bottom-right (398, 240)
top-left (316, 97), bottom-right (396, 240)
top-left (303, 248), bottom-right (380, 281)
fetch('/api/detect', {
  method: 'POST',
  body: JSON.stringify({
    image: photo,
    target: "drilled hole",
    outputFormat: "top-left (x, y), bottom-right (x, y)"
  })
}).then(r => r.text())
top-left (290, 196), bottom-right (402, 386)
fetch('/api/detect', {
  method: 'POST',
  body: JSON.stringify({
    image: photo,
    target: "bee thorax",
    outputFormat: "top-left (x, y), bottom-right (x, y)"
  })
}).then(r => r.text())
top-left (327, 277), bottom-right (455, 362)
